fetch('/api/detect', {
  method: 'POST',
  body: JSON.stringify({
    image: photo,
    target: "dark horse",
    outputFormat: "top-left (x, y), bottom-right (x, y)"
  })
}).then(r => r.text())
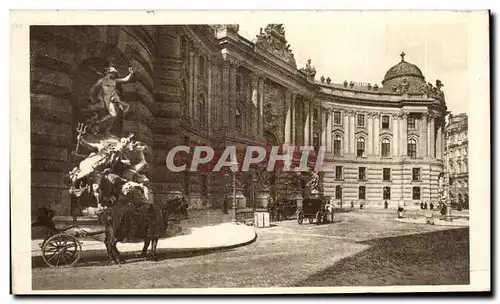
top-left (98, 188), bottom-right (183, 265)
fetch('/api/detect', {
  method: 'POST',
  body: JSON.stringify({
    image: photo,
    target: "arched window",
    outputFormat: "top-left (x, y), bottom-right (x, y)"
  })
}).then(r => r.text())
top-left (356, 137), bottom-right (365, 157)
top-left (407, 139), bottom-right (417, 159)
top-left (198, 94), bottom-right (206, 127)
top-left (359, 186), bottom-right (366, 200)
top-left (333, 135), bottom-right (342, 156)
top-left (457, 160), bottom-right (462, 174)
top-left (235, 107), bottom-right (242, 131)
top-left (182, 80), bottom-right (188, 118)
top-left (381, 138), bottom-right (391, 158)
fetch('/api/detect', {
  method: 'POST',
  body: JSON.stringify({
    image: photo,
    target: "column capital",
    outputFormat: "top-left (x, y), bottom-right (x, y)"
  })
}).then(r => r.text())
top-left (372, 112), bottom-right (381, 119)
top-left (347, 110), bottom-right (356, 117)
top-left (222, 54), bottom-right (241, 68)
top-left (428, 110), bottom-right (439, 119)
top-left (399, 111), bottom-right (409, 119)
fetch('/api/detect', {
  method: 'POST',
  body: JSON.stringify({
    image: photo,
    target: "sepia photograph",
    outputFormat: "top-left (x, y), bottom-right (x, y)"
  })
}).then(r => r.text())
top-left (9, 9), bottom-right (490, 294)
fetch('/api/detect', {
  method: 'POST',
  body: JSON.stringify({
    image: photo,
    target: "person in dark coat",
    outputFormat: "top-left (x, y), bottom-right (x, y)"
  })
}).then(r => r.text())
top-left (384, 200), bottom-right (388, 209)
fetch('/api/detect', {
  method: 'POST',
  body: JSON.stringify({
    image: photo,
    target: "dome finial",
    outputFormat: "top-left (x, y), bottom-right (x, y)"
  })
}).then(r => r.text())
top-left (400, 51), bottom-right (406, 62)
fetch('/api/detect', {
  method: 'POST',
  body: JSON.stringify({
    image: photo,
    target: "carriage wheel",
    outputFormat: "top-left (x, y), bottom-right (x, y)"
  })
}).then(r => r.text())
top-left (42, 233), bottom-right (82, 268)
top-left (297, 211), bottom-right (304, 225)
top-left (315, 211), bottom-right (322, 225)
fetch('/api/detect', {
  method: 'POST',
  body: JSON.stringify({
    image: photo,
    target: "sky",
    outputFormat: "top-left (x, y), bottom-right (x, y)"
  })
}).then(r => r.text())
top-left (237, 12), bottom-right (475, 114)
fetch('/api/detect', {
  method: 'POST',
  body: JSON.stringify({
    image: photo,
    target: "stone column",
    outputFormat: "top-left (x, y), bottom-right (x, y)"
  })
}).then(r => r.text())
top-left (304, 100), bottom-right (310, 146)
top-left (437, 119), bottom-right (443, 159)
top-left (392, 114), bottom-right (399, 156)
top-left (291, 93), bottom-right (296, 145)
top-left (258, 76), bottom-right (265, 137)
top-left (309, 100), bottom-right (314, 146)
top-left (221, 62), bottom-right (231, 127)
top-left (429, 114), bottom-right (436, 158)
top-left (349, 111), bottom-right (355, 155)
top-left (320, 110), bottom-right (326, 147)
top-left (326, 110), bottom-right (332, 152)
top-left (228, 62), bottom-right (237, 131)
top-left (193, 51), bottom-right (199, 122)
top-left (367, 113), bottom-right (373, 156)
top-left (343, 111), bottom-right (349, 155)
top-left (284, 90), bottom-right (292, 144)
top-left (207, 60), bottom-right (212, 132)
top-left (189, 51), bottom-right (195, 120)
top-left (421, 112), bottom-right (428, 157)
top-left (441, 121), bottom-right (446, 161)
top-left (373, 113), bottom-right (380, 156)
top-left (400, 112), bottom-right (407, 156)
top-left (250, 74), bottom-right (259, 137)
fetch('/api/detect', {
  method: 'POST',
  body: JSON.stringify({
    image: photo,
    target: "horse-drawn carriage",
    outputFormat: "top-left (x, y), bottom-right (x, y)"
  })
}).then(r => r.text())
top-left (296, 198), bottom-right (334, 225)
top-left (33, 197), bottom-right (187, 268)
top-left (268, 199), bottom-right (298, 221)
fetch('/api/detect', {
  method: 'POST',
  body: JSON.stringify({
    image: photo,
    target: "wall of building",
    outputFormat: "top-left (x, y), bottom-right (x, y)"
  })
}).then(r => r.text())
top-left (30, 24), bottom-right (448, 215)
top-left (445, 113), bottom-right (469, 208)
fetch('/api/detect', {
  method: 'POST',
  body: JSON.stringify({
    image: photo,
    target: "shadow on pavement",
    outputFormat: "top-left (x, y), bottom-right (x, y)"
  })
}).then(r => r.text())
top-left (292, 228), bottom-right (470, 287)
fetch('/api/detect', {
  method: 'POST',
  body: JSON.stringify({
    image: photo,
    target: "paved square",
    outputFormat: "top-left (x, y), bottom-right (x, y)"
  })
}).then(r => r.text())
top-left (32, 210), bottom-right (469, 290)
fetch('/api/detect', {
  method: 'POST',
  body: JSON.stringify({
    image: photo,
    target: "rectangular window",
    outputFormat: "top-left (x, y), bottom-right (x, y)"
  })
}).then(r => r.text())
top-left (412, 168), bottom-right (421, 181)
top-left (383, 168), bottom-right (391, 181)
top-left (335, 185), bottom-right (342, 199)
top-left (383, 186), bottom-right (391, 200)
top-left (412, 187), bottom-right (421, 200)
top-left (382, 115), bottom-right (390, 129)
top-left (357, 114), bottom-right (365, 127)
top-left (335, 166), bottom-right (343, 180)
top-left (359, 186), bottom-right (366, 200)
top-left (407, 116), bottom-right (416, 130)
top-left (358, 167), bottom-right (366, 181)
top-left (334, 112), bottom-right (342, 125)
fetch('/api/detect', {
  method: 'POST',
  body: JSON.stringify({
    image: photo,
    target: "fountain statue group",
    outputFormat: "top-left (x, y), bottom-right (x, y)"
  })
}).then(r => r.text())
top-left (67, 64), bottom-right (180, 264)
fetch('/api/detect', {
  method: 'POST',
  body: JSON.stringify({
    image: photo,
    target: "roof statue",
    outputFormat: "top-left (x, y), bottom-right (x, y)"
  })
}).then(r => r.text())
top-left (255, 24), bottom-right (297, 67)
top-left (300, 59), bottom-right (316, 81)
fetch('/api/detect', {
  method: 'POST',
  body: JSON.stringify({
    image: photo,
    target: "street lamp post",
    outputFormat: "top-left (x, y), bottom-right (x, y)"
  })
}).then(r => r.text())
top-left (225, 158), bottom-right (239, 224)
top-left (223, 173), bottom-right (229, 214)
top-left (232, 170), bottom-right (237, 223)
top-left (252, 174), bottom-right (257, 212)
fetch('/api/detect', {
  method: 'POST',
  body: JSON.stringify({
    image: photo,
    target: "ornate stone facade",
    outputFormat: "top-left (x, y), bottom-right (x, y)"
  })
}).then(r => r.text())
top-left (444, 113), bottom-right (468, 209)
top-left (30, 24), bottom-right (447, 215)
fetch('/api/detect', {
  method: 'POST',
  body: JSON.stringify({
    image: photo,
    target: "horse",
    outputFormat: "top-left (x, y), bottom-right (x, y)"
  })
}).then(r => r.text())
top-left (98, 188), bottom-right (184, 265)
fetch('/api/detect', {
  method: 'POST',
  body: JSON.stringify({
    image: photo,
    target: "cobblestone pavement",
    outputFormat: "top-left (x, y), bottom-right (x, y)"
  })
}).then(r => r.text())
top-left (32, 210), bottom-right (469, 290)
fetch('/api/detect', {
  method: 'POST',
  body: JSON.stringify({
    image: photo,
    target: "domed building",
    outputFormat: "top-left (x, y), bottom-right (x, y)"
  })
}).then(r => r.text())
top-left (316, 51), bottom-right (448, 209)
top-left (30, 24), bottom-right (448, 215)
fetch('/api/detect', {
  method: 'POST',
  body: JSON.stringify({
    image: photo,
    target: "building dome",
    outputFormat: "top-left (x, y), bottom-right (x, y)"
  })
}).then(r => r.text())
top-left (382, 52), bottom-right (425, 85)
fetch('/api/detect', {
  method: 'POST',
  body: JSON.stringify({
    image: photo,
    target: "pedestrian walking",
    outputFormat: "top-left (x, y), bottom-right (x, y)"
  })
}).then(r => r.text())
top-left (397, 205), bottom-right (405, 218)
top-left (384, 200), bottom-right (388, 209)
